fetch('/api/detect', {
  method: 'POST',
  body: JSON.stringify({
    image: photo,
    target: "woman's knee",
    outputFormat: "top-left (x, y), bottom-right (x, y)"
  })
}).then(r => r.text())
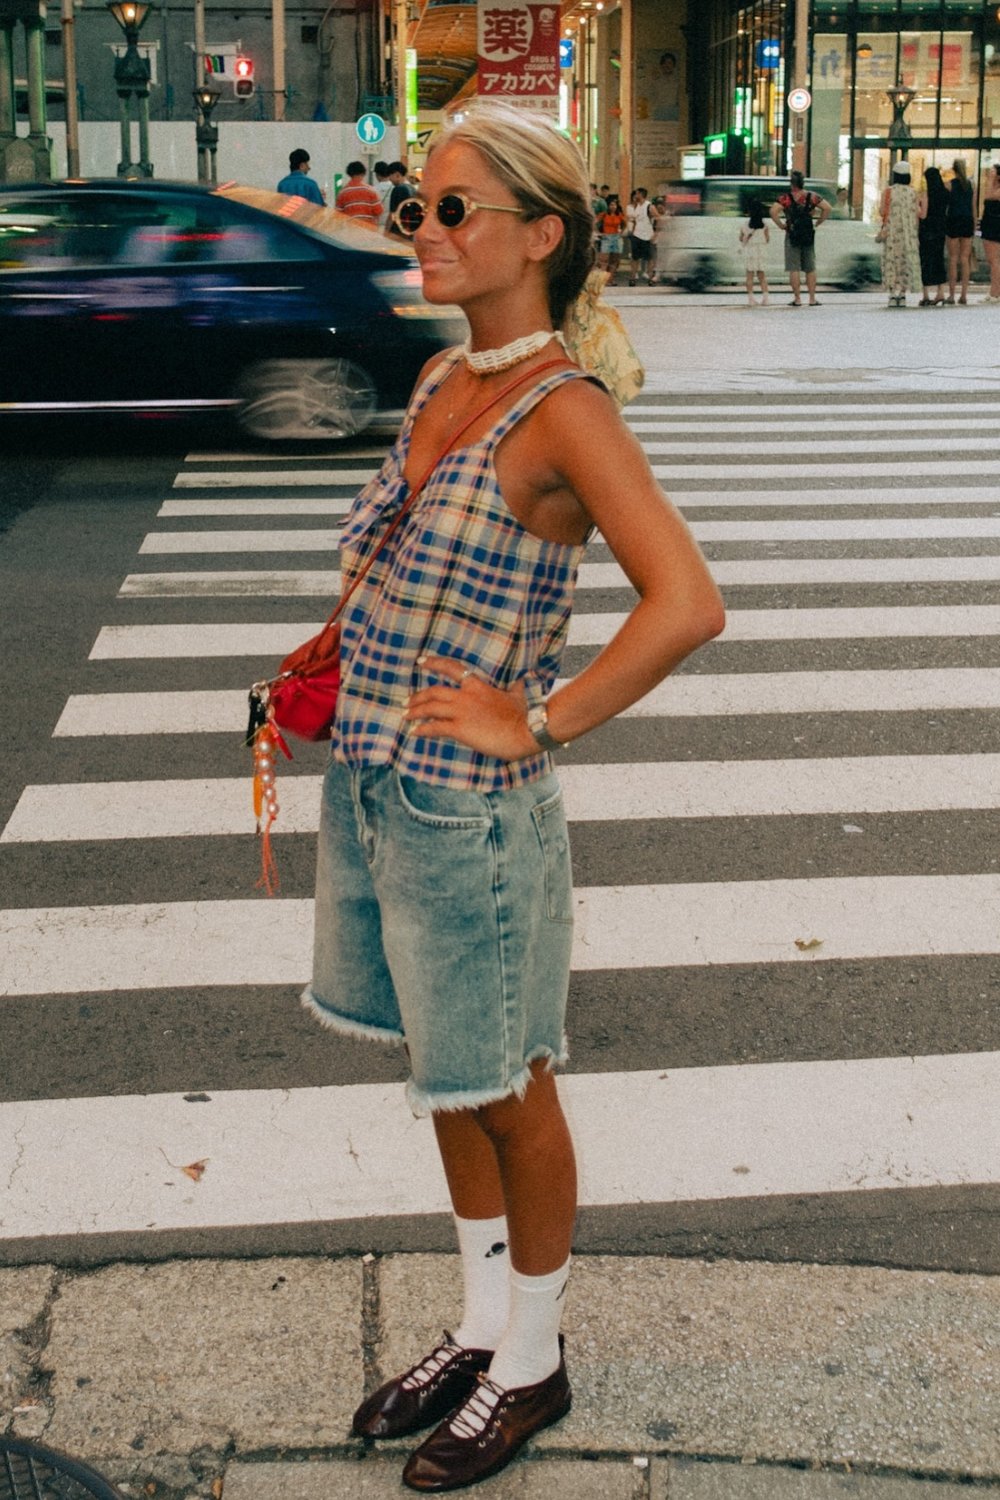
top-left (474, 1061), bottom-right (560, 1142)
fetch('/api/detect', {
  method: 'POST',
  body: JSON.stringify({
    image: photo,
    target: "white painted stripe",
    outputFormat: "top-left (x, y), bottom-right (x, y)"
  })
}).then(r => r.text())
top-left (116, 556), bottom-right (1000, 597)
top-left (183, 448), bottom-right (389, 463)
top-left (625, 401), bottom-right (1000, 418)
top-left (139, 518), bottom-right (1000, 554)
top-left (176, 460), bottom-right (1000, 487)
top-left (140, 529), bottom-right (343, 555)
top-left (2, 1051), bottom-right (1000, 1238)
top-left (692, 518), bottom-right (1000, 541)
top-left (174, 469), bottom-right (376, 489)
top-left (88, 604), bottom-right (1000, 661)
top-left (157, 488), bottom-right (1000, 516)
top-left (646, 437), bottom-right (994, 456)
top-left (7, 754), bottom-right (1000, 843)
top-left (159, 498), bottom-right (355, 517)
top-left (51, 670), bottom-right (1000, 737)
top-left (628, 416), bottom-right (997, 434)
top-left (3, 874), bottom-right (1000, 997)
top-left (651, 461), bottom-right (1000, 480)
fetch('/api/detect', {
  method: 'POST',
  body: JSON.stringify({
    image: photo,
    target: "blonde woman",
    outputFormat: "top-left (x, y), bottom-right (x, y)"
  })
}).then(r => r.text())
top-left (304, 99), bottom-right (724, 1492)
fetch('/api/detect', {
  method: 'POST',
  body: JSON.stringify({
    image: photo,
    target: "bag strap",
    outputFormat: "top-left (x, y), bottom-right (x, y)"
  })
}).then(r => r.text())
top-left (318, 354), bottom-right (572, 638)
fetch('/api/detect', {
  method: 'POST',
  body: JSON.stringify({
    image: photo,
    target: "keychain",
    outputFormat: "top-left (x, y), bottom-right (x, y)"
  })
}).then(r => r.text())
top-left (246, 683), bottom-right (291, 895)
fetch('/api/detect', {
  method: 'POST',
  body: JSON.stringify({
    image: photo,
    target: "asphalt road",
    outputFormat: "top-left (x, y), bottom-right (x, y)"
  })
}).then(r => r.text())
top-left (3, 295), bottom-right (1000, 1270)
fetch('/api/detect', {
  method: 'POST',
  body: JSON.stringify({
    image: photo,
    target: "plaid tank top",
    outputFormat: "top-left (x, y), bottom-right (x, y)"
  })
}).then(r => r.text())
top-left (332, 349), bottom-right (595, 791)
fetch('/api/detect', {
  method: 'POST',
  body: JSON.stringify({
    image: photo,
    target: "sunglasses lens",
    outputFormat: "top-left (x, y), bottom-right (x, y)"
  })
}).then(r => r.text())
top-left (397, 200), bottom-right (425, 235)
top-left (437, 195), bottom-right (468, 229)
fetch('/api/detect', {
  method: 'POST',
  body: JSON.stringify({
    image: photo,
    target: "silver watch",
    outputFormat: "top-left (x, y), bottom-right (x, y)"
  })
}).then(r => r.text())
top-left (527, 702), bottom-right (568, 754)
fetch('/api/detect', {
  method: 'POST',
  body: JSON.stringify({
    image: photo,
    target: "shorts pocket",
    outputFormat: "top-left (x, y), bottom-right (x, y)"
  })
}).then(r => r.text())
top-left (396, 773), bottom-right (492, 831)
top-left (531, 790), bottom-right (574, 924)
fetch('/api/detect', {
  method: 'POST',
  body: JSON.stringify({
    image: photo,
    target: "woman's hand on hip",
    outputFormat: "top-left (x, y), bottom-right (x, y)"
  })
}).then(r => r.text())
top-left (405, 656), bottom-right (539, 761)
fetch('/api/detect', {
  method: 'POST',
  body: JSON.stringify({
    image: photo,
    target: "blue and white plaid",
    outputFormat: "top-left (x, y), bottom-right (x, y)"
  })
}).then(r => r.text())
top-left (331, 350), bottom-right (594, 791)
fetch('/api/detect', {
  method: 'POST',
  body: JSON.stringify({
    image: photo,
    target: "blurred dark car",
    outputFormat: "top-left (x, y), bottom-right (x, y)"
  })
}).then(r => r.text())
top-left (0, 179), bottom-right (461, 441)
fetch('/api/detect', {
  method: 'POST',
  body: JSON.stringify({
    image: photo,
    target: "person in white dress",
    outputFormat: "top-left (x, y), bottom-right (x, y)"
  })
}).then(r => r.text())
top-left (740, 199), bottom-right (770, 306)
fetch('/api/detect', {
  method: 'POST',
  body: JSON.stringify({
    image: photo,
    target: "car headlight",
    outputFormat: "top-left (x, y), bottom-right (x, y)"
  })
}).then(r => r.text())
top-left (371, 268), bottom-right (462, 321)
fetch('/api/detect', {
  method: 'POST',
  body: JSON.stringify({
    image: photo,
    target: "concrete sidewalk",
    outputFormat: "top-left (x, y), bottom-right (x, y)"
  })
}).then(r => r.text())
top-left (3, 1252), bottom-right (999, 1498)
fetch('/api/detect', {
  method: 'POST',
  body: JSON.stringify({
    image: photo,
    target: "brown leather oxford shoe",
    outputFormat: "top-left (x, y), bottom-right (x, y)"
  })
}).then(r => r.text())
top-left (401, 1354), bottom-right (571, 1491)
top-left (352, 1335), bottom-right (494, 1441)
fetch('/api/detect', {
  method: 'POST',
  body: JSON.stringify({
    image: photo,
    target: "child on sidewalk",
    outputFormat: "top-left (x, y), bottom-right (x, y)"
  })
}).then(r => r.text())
top-left (740, 199), bottom-right (770, 305)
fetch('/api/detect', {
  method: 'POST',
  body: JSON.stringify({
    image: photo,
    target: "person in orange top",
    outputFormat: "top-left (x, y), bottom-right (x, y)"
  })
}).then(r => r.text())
top-left (596, 193), bottom-right (627, 282)
top-left (335, 161), bottom-right (382, 228)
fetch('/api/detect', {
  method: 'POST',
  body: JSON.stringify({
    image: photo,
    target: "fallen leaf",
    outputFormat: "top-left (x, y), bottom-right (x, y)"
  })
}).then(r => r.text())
top-left (181, 1159), bottom-right (208, 1182)
top-left (794, 937), bottom-right (823, 951)
top-left (212, 1479), bottom-right (224, 1499)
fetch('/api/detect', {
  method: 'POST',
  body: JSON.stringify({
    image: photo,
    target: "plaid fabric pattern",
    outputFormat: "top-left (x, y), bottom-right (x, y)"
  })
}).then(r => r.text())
top-left (331, 350), bottom-right (593, 791)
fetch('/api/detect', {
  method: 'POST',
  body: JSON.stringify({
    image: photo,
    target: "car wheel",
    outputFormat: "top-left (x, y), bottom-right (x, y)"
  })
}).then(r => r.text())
top-left (236, 357), bottom-right (378, 441)
top-left (680, 255), bottom-right (716, 293)
top-left (841, 255), bottom-right (877, 291)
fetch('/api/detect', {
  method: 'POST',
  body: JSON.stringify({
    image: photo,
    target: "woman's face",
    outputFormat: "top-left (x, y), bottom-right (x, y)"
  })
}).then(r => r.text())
top-left (412, 139), bottom-right (546, 311)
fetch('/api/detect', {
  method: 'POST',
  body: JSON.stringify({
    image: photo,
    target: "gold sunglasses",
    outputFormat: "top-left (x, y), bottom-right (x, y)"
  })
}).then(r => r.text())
top-left (393, 192), bottom-right (526, 237)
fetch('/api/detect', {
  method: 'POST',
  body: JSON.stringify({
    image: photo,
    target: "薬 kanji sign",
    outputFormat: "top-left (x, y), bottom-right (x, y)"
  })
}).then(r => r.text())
top-left (477, 0), bottom-right (559, 103)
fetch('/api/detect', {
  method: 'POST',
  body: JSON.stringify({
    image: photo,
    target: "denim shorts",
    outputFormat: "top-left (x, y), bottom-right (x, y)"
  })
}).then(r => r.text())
top-left (303, 761), bottom-right (574, 1117)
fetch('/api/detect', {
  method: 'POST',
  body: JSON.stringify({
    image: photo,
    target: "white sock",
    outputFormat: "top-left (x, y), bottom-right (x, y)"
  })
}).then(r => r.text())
top-left (451, 1214), bottom-right (509, 1352)
top-left (486, 1257), bottom-right (570, 1393)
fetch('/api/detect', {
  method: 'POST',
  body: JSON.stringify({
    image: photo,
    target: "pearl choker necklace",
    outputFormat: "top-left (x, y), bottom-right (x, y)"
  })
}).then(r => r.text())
top-left (462, 329), bottom-right (557, 375)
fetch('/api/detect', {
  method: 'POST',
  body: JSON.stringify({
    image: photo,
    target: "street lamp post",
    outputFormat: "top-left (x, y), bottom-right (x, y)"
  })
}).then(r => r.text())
top-left (886, 79), bottom-right (916, 164)
top-left (193, 82), bottom-right (221, 183)
top-left (107, 0), bottom-right (152, 178)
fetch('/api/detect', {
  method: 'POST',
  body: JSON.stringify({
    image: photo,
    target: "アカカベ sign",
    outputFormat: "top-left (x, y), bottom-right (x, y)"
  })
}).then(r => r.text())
top-left (477, 0), bottom-right (560, 102)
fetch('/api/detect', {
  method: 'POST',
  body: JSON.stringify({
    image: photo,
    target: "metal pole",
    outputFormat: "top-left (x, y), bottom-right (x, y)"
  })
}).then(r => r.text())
top-left (791, 0), bottom-right (809, 172)
top-left (0, 21), bottom-right (17, 142)
top-left (137, 89), bottom-right (151, 172)
top-left (394, 0), bottom-right (407, 158)
top-left (118, 93), bottom-right (133, 173)
top-left (61, 0), bottom-right (81, 176)
top-left (272, 0), bottom-right (286, 120)
top-left (194, 0), bottom-right (206, 87)
top-left (619, 0), bottom-right (634, 205)
top-left (25, 18), bottom-right (47, 137)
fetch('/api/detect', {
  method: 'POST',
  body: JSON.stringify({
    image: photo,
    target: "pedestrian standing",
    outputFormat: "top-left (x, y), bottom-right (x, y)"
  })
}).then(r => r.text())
top-left (879, 160), bottom-right (923, 308)
top-left (740, 197), bottom-right (770, 306)
top-left (374, 161), bottom-right (394, 229)
top-left (770, 170), bottom-right (829, 307)
top-left (276, 148), bottom-right (325, 205)
top-left (917, 166), bottom-right (949, 306)
top-left (308, 98), bottom-right (724, 1492)
top-left (945, 158), bottom-right (975, 305)
top-left (596, 193), bottom-right (626, 282)
top-left (647, 195), bottom-right (669, 286)
top-left (335, 161), bottom-right (382, 228)
top-left (385, 160), bottom-right (415, 237)
top-left (979, 161), bottom-right (1000, 304)
top-left (626, 186), bottom-right (656, 285)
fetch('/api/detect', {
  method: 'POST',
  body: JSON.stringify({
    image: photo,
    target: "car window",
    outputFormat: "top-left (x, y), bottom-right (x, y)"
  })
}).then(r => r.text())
top-left (0, 193), bottom-right (325, 271)
top-left (702, 182), bottom-right (743, 216)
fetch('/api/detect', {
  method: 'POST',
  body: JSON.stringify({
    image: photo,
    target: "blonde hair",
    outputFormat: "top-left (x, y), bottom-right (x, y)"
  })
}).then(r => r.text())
top-left (432, 100), bottom-right (595, 327)
top-left (952, 158), bottom-right (968, 185)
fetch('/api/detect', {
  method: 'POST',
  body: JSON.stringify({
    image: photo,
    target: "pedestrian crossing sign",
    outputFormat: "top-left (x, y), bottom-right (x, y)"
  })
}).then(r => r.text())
top-left (356, 113), bottom-right (387, 145)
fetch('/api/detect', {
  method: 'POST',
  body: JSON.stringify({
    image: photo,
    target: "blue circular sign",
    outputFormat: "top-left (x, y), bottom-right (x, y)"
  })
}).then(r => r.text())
top-left (356, 113), bottom-right (387, 145)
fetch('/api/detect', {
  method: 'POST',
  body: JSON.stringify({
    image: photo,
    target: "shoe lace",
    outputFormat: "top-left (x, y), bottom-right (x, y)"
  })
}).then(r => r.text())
top-left (447, 1373), bottom-right (506, 1439)
top-left (400, 1334), bottom-right (465, 1392)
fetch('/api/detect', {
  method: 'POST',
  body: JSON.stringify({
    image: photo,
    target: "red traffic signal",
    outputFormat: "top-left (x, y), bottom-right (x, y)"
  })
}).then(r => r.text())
top-left (233, 55), bottom-right (254, 98)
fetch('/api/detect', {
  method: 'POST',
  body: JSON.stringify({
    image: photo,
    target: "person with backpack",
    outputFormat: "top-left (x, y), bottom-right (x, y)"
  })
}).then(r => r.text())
top-left (770, 170), bottom-right (830, 306)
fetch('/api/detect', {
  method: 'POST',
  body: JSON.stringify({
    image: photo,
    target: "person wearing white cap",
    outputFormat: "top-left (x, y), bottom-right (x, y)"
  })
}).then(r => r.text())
top-left (878, 160), bottom-right (924, 308)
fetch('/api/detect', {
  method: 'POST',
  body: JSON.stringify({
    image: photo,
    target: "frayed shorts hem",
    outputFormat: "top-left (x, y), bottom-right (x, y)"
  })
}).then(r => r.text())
top-left (300, 987), bottom-right (405, 1045)
top-left (405, 1040), bottom-right (569, 1118)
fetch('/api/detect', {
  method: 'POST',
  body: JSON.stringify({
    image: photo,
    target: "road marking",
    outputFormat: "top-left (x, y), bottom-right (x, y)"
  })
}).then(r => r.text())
top-left (3, 874), bottom-right (1000, 996)
top-left (651, 461), bottom-right (1000, 480)
top-left (138, 518), bottom-right (1000, 555)
top-left (174, 469), bottom-right (377, 489)
top-left (88, 605), bottom-right (1000, 662)
top-left (625, 401), bottom-right (1000, 419)
top-left (627, 416), bottom-right (998, 434)
top-left (2, 1050), bottom-right (1000, 1239)
top-left (140, 529), bottom-right (344, 555)
top-left (51, 669), bottom-right (1000, 737)
top-left (116, 556), bottom-right (1000, 598)
top-left (645, 436), bottom-right (998, 456)
top-left (157, 489), bottom-right (1000, 517)
top-left (7, 754), bottom-right (1000, 843)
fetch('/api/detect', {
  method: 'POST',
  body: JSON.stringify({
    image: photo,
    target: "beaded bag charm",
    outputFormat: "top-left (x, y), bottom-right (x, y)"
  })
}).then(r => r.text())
top-left (246, 682), bottom-right (292, 896)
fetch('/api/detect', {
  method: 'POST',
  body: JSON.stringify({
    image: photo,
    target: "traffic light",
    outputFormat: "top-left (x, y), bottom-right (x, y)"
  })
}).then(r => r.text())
top-left (233, 55), bottom-right (254, 98)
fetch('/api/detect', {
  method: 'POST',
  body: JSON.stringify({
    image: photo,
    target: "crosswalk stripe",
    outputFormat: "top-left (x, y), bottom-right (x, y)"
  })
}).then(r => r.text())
top-left (157, 488), bottom-right (1000, 516)
top-left (624, 402), bottom-right (1000, 419)
top-left (645, 436), bottom-right (996, 455)
top-left (3, 874), bottom-right (1000, 997)
top-left (138, 518), bottom-right (1000, 554)
top-left (6, 754), bottom-right (1000, 844)
top-left (174, 459), bottom-right (1000, 489)
top-left (4, 1050), bottom-right (1000, 1238)
top-left (115, 556), bottom-right (1000, 598)
top-left (87, 605), bottom-right (1000, 661)
top-left (627, 416), bottom-right (996, 434)
top-left (49, 670), bottom-right (1000, 738)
